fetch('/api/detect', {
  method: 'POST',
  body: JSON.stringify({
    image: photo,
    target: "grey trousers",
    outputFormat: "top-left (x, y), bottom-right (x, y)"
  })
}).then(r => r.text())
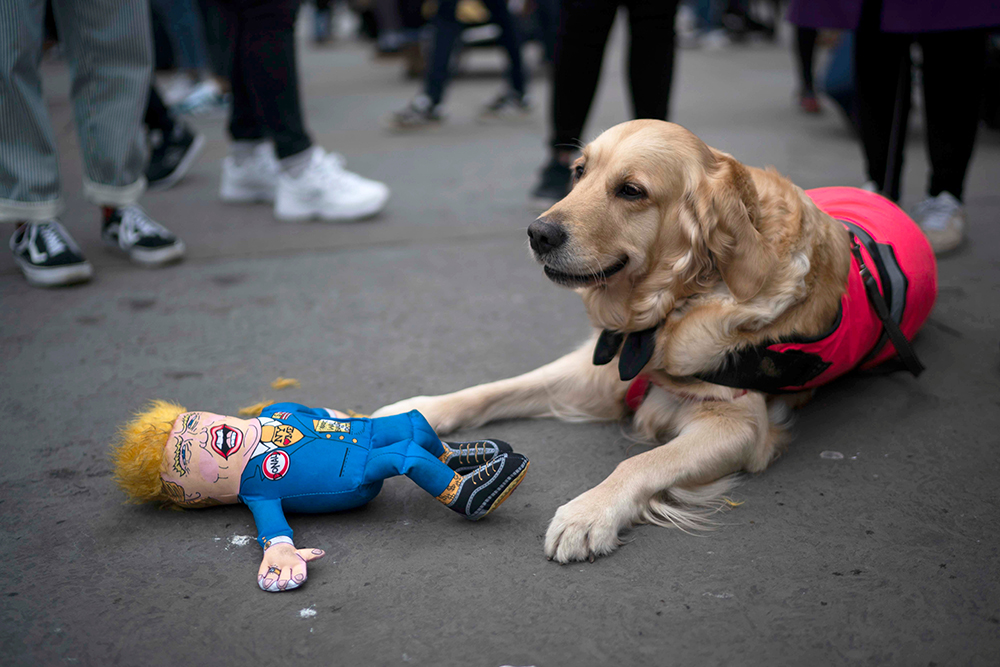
top-left (0, 0), bottom-right (152, 222)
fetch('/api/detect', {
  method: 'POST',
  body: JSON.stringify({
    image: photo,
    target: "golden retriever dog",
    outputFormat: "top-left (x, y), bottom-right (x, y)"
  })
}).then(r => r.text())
top-left (373, 119), bottom-right (929, 563)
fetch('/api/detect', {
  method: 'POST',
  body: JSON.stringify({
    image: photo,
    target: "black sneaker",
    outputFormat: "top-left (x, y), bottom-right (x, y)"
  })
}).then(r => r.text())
top-left (387, 95), bottom-right (443, 131)
top-left (9, 220), bottom-right (93, 287)
top-left (146, 123), bottom-right (205, 191)
top-left (477, 91), bottom-right (532, 123)
top-left (531, 158), bottom-right (571, 205)
top-left (101, 205), bottom-right (185, 266)
top-left (441, 439), bottom-right (514, 474)
top-left (442, 452), bottom-right (530, 521)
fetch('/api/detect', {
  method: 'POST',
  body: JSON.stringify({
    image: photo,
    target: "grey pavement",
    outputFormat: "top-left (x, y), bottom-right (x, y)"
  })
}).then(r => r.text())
top-left (3, 22), bottom-right (1000, 667)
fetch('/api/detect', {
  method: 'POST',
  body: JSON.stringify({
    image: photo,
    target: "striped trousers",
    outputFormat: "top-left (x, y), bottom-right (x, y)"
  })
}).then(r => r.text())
top-left (0, 0), bottom-right (152, 222)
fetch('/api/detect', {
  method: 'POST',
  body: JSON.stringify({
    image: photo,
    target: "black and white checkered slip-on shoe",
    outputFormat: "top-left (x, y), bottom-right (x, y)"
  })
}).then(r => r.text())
top-left (440, 439), bottom-right (514, 474)
top-left (442, 452), bottom-right (530, 521)
top-left (102, 205), bottom-right (185, 266)
top-left (9, 220), bottom-right (93, 287)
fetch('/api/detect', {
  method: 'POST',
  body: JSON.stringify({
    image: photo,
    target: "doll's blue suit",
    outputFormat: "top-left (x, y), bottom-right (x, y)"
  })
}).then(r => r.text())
top-left (238, 404), bottom-right (455, 548)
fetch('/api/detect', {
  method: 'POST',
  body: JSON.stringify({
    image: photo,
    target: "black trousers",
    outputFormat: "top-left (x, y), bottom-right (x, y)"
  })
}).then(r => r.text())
top-left (549, 0), bottom-right (679, 150)
top-left (213, 0), bottom-right (313, 159)
top-left (855, 0), bottom-right (987, 201)
top-left (145, 85), bottom-right (175, 136)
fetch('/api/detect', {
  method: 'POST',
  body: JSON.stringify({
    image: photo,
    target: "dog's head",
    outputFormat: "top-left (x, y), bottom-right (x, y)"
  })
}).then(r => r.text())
top-left (528, 120), bottom-right (776, 330)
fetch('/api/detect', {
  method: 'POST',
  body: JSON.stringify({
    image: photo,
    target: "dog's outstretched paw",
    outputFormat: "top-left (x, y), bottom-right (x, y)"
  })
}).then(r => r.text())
top-left (544, 489), bottom-right (629, 563)
top-left (371, 396), bottom-right (460, 435)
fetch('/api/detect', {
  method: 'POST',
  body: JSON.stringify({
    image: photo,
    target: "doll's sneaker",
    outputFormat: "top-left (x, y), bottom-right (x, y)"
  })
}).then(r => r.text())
top-left (440, 453), bottom-right (530, 521)
top-left (101, 205), bottom-right (185, 266)
top-left (9, 220), bottom-right (93, 287)
top-left (220, 142), bottom-right (279, 203)
top-left (440, 439), bottom-right (513, 474)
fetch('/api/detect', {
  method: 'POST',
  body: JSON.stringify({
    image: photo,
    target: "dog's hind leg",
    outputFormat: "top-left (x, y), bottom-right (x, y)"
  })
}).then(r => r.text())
top-left (372, 335), bottom-right (626, 435)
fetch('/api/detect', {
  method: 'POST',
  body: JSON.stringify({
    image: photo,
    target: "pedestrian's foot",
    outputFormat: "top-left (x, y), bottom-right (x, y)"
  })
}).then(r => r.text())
top-left (440, 439), bottom-right (514, 474)
top-left (274, 147), bottom-right (390, 222)
top-left (438, 452), bottom-right (530, 521)
top-left (914, 191), bottom-right (965, 255)
top-left (386, 95), bottom-right (443, 131)
top-left (102, 205), bottom-right (185, 266)
top-left (220, 142), bottom-right (279, 203)
top-left (9, 220), bottom-right (93, 287)
top-left (798, 91), bottom-right (821, 114)
top-left (530, 157), bottom-right (572, 206)
top-left (173, 79), bottom-right (229, 117)
top-left (146, 123), bottom-right (205, 191)
top-left (477, 90), bottom-right (532, 123)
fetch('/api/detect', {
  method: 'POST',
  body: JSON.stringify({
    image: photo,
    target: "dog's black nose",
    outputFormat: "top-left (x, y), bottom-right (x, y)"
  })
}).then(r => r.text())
top-left (527, 218), bottom-right (567, 255)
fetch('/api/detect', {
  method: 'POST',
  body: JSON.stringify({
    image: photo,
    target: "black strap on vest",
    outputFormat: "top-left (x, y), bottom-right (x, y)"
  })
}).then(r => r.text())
top-left (848, 233), bottom-right (925, 377)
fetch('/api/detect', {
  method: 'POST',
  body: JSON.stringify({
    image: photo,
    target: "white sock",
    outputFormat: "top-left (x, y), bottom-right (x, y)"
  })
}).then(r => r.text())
top-left (280, 148), bottom-right (314, 178)
top-left (231, 140), bottom-right (265, 166)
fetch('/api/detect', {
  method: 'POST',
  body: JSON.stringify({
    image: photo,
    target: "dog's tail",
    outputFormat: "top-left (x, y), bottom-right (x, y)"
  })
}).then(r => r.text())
top-left (638, 474), bottom-right (743, 533)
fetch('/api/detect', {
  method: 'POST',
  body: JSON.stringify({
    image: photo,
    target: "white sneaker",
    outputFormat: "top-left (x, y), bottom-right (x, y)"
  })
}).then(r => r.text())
top-left (220, 143), bottom-right (279, 203)
top-left (274, 147), bottom-right (390, 222)
top-left (914, 191), bottom-right (965, 254)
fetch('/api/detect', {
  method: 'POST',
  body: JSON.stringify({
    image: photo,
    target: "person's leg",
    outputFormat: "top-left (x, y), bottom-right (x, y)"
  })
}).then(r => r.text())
top-left (146, 85), bottom-right (176, 136)
top-left (853, 0), bottom-right (910, 200)
top-left (795, 27), bottom-right (817, 93)
top-left (549, 0), bottom-right (618, 151)
top-left (0, 0), bottom-right (63, 222)
top-left (423, 0), bottom-right (463, 107)
top-left (624, 0), bottom-right (679, 121)
top-left (918, 29), bottom-right (987, 201)
top-left (482, 0), bottom-right (526, 98)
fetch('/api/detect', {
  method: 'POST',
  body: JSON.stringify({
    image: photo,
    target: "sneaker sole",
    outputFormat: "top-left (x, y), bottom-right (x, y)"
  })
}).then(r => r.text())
top-left (147, 133), bottom-right (206, 192)
top-left (220, 181), bottom-right (277, 204)
top-left (127, 240), bottom-right (186, 267)
top-left (469, 461), bottom-right (529, 521)
top-left (13, 256), bottom-right (93, 287)
top-left (274, 189), bottom-right (390, 222)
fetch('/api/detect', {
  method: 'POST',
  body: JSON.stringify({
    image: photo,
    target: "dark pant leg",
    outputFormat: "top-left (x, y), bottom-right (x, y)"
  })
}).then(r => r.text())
top-left (623, 0), bottom-right (678, 120)
top-left (853, 0), bottom-right (910, 200)
top-left (227, 0), bottom-right (312, 158)
top-left (145, 85), bottom-right (176, 135)
top-left (549, 0), bottom-right (618, 150)
top-left (482, 0), bottom-right (526, 96)
top-left (795, 26), bottom-right (817, 93)
top-left (423, 0), bottom-right (463, 105)
top-left (918, 29), bottom-right (987, 200)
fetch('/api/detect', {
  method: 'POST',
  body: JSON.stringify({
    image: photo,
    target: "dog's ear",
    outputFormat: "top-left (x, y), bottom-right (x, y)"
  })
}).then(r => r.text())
top-left (689, 153), bottom-right (775, 302)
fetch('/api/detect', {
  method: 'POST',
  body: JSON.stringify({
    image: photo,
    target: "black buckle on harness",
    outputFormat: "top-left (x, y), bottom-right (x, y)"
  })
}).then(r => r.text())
top-left (849, 233), bottom-right (925, 377)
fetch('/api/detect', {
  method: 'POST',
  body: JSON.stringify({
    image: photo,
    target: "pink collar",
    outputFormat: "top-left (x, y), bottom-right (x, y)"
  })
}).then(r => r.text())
top-left (625, 374), bottom-right (748, 411)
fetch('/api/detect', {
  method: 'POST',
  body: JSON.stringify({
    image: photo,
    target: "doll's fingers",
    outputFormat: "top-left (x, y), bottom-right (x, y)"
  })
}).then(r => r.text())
top-left (297, 548), bottom-right (324, 562)
top-left (288, 562), bottom-right (307, 587)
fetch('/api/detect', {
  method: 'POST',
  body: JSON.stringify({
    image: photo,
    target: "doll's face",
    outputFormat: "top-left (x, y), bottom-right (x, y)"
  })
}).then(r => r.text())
top-left (161, 412), bottom-right (261, 507)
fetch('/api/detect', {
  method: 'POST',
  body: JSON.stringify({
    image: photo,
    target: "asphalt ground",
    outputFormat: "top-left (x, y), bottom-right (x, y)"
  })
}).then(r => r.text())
top-left (2, 19), bottom-right (999, 667)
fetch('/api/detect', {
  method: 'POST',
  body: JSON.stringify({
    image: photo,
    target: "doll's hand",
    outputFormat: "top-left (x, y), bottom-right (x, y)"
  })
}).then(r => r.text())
top-left (258, 543), bottom-right (325, 592)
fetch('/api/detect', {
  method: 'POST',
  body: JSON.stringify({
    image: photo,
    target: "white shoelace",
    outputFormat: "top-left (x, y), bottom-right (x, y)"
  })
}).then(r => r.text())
top-left (121, 206), bottom-right (170, 239)
top-left (38, 223), bottom-right (69, 255)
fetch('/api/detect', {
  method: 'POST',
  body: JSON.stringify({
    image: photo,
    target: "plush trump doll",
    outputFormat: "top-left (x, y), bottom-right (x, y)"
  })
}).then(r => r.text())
top-left (112, 401), bottom-right (529, 592)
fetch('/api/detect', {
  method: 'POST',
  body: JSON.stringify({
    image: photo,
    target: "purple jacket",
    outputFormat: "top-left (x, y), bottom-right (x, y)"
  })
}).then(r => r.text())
top-left (787, 0), bottom-right (1000, 33)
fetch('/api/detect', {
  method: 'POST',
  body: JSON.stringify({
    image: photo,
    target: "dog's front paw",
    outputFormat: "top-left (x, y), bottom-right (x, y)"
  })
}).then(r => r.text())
top-left (372, 396), bottom-right (460, 434)
top-left (544, 488), bottom-right (633, 563)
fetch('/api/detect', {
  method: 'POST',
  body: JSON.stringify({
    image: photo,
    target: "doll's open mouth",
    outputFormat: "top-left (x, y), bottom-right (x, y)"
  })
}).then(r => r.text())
top-left (543, 256), bottom-right (629, 287)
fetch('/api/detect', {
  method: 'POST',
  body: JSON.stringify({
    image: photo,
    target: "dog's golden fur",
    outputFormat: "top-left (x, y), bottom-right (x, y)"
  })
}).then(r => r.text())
top-left (374, 120), bottom-right (854, 562)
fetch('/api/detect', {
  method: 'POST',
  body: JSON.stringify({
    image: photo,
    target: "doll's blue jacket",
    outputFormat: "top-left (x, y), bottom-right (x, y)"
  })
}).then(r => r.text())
top-left (238, 403), bottom-right (381, 548)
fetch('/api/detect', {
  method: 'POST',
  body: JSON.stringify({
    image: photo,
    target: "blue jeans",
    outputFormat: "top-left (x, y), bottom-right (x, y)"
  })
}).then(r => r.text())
top-left (424, 0), bottom-right (526, 106)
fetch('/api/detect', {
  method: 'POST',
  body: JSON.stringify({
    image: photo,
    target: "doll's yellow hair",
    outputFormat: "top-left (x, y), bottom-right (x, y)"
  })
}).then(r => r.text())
top-left (111, 400), bottom-right (186, 505)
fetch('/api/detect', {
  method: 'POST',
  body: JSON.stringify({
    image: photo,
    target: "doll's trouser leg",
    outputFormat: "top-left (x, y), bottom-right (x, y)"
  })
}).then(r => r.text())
top-left (363, 411), bottom-right (458, 501)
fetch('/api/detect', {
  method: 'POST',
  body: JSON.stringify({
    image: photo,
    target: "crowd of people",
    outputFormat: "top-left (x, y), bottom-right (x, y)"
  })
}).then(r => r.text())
top-left (1, 0), bottom-right (996, 288)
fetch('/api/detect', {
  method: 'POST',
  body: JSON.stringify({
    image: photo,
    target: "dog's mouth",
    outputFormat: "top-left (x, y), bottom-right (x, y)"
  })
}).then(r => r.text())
top-left (543, 256), bottom-right (629, 287)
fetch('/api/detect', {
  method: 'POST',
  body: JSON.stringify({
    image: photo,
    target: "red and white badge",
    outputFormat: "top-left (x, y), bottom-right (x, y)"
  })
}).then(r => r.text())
top-left (271, 411), bottom-right (292, 420)
top-left (209, 424), bottom-right (243, 460)
top-left (262, 450), bottom-right (290, 480)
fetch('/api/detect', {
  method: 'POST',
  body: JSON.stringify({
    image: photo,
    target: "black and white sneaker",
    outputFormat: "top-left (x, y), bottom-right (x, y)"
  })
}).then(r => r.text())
top-left (441, 439), bottom-right (514, 474)
top-left (9, 220), bottom-right (93, 287)
top-left (146, 123), bottom-right (205, 191)
top-left (442, 452), bottom-right (530, 521)
top-left (386, 95), bottom-right (443, 131)
top-left (530, 157), bottom-right (572, 207)
top-left (477, 91), bottom-right (532, 123)
top-left (101, 205), bottom-right (185, 266)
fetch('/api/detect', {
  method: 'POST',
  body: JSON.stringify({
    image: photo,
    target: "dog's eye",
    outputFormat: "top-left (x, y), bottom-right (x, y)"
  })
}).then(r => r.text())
top-left (618, 183), bottom-right (646, 200)
top-left (574, 164), bottom-right (585, 180)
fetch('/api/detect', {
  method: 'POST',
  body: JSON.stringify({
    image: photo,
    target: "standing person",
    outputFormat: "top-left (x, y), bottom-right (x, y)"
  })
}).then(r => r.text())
top-left (530, 0), bottom-right (682, 204)
top-left (788, 0), bottom-right (1000, 254)
top-left (793, 27), bottom-right (821, 113)
top-left (145, 85), bottom-right (206, 191)
top-left (212, 0), bottom-right (390, 221)
top-left (389, 0), bottom-right (530, 129)
top-left (2, 0), bottom-right (185, 288)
